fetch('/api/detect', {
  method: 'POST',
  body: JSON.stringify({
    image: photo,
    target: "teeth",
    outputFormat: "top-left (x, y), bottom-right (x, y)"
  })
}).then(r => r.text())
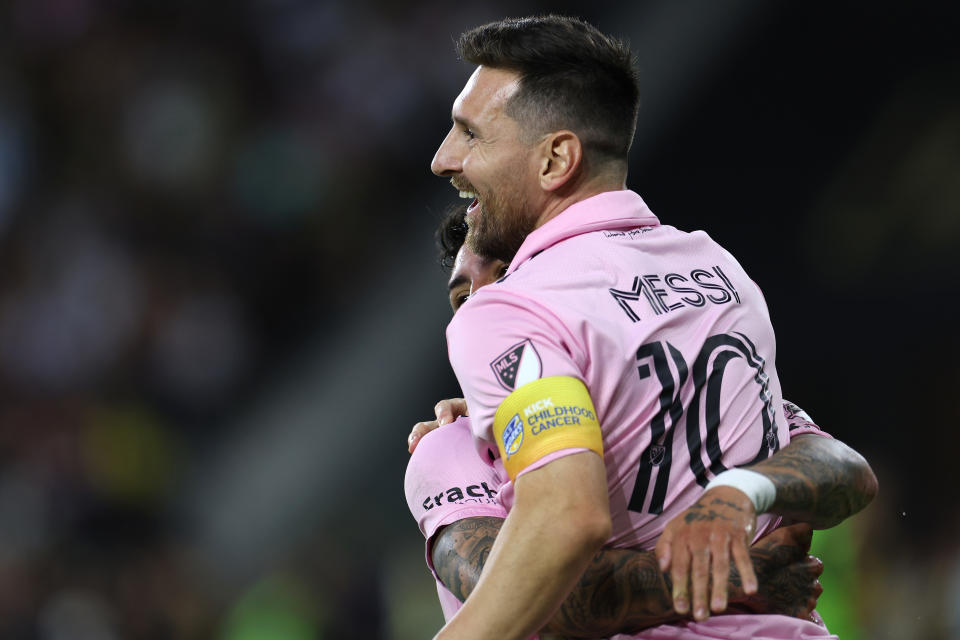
top-left (459, 190), bottom-right (477, 199)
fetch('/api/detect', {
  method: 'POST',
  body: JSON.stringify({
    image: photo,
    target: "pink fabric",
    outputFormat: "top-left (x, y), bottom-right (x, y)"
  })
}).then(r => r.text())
top-left (445, 190), bottom-right (834, 638)
top-left (625, 613), bottom-right (835, 639)
top-left (783, 400), bottom-right (832, 439)
top-left (403, 418), bottom-right (506, 621)
top-left (405, 409), bottom-right (830, 635)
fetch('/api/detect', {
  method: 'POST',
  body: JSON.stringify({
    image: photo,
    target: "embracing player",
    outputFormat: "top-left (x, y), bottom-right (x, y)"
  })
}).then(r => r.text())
top-left (406, 209), bottom-right (877, 637)
top-left (423, 15), bottom-right (877, 640)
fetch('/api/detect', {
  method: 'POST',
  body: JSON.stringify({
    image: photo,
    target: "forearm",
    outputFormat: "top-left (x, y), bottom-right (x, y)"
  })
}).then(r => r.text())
top-left (436, 452), bottom-right (610, 640)
top-left (435, 519), bottom-right (678, 636)
top-left (541, 545), bottom-right (679, 636)
top-left (434, 520), bottom-right (790, 637)
top-left (746, 434), bottom-right (878, 528)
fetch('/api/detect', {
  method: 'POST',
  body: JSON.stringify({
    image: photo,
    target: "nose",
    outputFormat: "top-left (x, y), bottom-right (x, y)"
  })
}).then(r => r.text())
top-left (431, 127), bottom-right (462, 177)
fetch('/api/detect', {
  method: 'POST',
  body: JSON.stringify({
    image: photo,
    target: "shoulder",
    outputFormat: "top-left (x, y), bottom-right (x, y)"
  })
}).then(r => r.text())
top-left (446, 286), bottom-right (568, 362)
top-left (406, 418), bottom-right (489, 483)
top-left (403, 417), bottom-right (505, 540)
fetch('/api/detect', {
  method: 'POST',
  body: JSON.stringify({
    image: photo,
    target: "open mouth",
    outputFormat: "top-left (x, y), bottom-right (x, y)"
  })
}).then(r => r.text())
top-left (459, 189), bottom-right (480, 216)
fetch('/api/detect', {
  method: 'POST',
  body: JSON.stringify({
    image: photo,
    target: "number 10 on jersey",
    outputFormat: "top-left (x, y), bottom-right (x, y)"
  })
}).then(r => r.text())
top-left (627, 332), bottom-right (780, 515)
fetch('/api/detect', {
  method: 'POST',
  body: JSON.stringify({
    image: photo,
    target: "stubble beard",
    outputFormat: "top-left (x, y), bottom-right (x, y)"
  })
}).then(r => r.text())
top-left (465, 187), bottom-right (535, 265)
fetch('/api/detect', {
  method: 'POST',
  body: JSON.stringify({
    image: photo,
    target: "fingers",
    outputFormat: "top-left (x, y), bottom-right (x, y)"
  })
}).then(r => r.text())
top-left (655, 533), bottom-right (672, 571)
top-left (803, 556), bottom-right (824, 619)
top-left (689, 546), bottom-right (710, 620)
top-left (709, 534), bottom-right (731, 614)
top-left (668, 541), bottom-right (692, 616)
top-left (731, 537), bottom-right (757, 595)
top-left (407, 420), bottom-right (438, 453)
top-left (794, 523), bottom-right (813, 552)
top-left (434, 398), bottom-right (468, 425)
top-left (807, 554), bottom-right (824, 577)
top-left (409, 399), bottom-right (468, 453)
top-left (409, 399), bottom-right (468, 452)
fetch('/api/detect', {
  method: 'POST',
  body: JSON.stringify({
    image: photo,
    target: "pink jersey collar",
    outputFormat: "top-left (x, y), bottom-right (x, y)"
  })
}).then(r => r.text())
top-left (507, 189), bottom-right (660, 275)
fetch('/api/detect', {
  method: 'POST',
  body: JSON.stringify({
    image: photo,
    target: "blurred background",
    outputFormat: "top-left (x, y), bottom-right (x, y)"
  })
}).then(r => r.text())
top-left (0, 0), bottom-right (957, 638)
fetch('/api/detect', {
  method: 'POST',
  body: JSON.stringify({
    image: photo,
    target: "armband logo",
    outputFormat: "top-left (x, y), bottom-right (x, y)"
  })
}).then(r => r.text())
top-left (490, 339), bottom-right (542, 391)
top-left (501, 414), bottom-right (524, 457)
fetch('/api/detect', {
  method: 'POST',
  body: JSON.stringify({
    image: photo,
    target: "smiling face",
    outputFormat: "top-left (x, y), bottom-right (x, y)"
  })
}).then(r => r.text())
top-left (431, 66), bottom-right (542, 264)
top-left (447, 244), bottom-right (509, 313)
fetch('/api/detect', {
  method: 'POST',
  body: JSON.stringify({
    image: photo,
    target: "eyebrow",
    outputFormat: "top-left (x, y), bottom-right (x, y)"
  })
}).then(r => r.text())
top-left (453, 115), bottom-right (479, 133)
top-left (448, 273), bottom-right (469, 293)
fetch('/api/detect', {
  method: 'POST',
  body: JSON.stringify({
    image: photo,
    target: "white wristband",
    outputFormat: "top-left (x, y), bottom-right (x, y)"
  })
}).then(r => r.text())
top-left (705, 468), bottom-right (777, 514)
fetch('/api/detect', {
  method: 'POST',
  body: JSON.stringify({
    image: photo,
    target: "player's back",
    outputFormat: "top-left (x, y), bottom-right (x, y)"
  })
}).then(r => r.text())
top-left (453, 191), bottom-right (788, 550)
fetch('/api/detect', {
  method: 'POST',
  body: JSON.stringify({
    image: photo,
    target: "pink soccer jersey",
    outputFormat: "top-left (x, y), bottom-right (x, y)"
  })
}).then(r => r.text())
top-left (405, 406), bottom-right (831, 636)
top-left (446, 190), bottom-right (836, 638)
top-left (403, 417), bottom-right (506, 622)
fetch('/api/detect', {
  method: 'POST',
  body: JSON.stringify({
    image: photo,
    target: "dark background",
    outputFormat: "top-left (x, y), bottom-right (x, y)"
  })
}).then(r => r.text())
top-left (0, 0), bottom-right (957, 638)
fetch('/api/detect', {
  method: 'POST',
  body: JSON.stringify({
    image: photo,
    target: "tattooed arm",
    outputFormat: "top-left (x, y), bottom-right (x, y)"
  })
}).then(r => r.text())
top-left (747, 434), bottom-right (878, 529)
top-left (655, 433), bottom-right (878, 620)
top-left (431, 517), bottom-right (822, 638)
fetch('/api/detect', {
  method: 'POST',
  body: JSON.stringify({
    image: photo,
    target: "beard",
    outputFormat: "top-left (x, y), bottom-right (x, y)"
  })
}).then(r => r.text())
top-left (465, 183), bottom-right (535, 265)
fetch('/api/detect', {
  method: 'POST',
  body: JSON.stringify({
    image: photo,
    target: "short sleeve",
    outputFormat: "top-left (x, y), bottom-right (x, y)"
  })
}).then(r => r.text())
top-left (783, 399), bottom-right (832, 439)
top-left (404, 418), bottom-right (506, 541)
top-left (446, 290), bottom-right (599, 480)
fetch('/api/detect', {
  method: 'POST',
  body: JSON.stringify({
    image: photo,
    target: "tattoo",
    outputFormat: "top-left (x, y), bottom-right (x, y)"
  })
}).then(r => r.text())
top-left (541, 547), bottom-right (677, 638)
top-left (432, 515), bottom-right (821, 637)
top-left (683, 503), bottom-right (739, 524)
top-left (431, 516), bottom-right (501, 602)
top-left (710, 497), bottom-right (746, 511)
top-left (747, 434), bottom-right (877, 528)
top-left (743, 527), bottom-right (821, 619)
top-left (432, 517), bottom-right (680, 637)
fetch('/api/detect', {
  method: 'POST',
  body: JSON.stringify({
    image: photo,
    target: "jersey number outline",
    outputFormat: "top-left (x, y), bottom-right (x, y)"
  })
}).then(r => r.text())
top-left (628, 332), bottom-right (779, 515)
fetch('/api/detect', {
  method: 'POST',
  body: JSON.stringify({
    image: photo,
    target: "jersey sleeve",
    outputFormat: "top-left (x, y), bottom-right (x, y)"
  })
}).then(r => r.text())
top-left (782, 399), bottom-right (833, 439)
top-left (404, 417), bottom-right (506, 540)
top-left (403, 417), bottom-right (507, 581)
top-left (446, 290), bottom-right (603, 482)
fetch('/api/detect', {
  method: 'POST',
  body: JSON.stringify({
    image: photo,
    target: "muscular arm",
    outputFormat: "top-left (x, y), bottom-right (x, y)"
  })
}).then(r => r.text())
top-left (746, 433), bottom-right (878, 529)
top-left (435, 452), bottom-right (611, 640)
top-left (657, 432), bottom-right (877, 619)
top-left (433, 517), bottom-right (820, 638)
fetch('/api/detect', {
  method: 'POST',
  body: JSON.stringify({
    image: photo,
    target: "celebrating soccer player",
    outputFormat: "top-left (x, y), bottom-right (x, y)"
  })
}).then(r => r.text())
top-left (422, 15), bottom-right (876, 640)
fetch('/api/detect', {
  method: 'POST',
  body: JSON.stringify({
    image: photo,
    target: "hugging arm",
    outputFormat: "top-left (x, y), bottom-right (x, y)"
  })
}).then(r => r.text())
top-left (748, 433), bottom-right (878, 529)
top-left (432, 516), bottom-right (821, 638)
top-left (657, 432), bottom-right (878, 620)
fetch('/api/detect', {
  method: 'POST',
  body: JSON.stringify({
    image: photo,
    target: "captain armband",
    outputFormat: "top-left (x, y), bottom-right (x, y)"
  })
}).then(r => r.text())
top-left (493, 376), bottom-right (603, 481)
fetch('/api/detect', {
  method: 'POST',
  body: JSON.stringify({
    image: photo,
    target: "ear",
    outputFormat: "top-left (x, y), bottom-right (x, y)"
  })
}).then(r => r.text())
top-left (537, 131), bottom-right (583, 192)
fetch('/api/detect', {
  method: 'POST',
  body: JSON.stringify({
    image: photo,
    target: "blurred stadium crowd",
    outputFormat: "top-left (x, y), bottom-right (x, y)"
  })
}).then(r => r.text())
top-left (0, 0), bottom-right (958, 638)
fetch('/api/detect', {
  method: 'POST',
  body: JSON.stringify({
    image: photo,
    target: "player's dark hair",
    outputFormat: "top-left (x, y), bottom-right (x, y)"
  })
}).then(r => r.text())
top-left (436, 205), bottom-right (468, 271)
top-left (457, 14), bottom-right (641, 165)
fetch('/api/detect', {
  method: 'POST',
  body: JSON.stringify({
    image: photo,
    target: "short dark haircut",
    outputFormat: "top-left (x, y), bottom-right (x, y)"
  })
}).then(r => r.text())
top-left (436, 205), bottom-right (468, 271)
top-left (457, 15), bottom-right (640, 164)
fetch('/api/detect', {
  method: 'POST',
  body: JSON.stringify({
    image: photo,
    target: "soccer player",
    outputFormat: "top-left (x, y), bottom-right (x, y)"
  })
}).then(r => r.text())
top-left (405, 210), bottom-right (874, 638)
top-left (427, 16), bottom-right (876, 640)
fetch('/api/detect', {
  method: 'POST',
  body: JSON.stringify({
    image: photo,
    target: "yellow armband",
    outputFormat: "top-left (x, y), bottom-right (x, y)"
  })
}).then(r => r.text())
top-left (493, 376), bottom-right (603, 481)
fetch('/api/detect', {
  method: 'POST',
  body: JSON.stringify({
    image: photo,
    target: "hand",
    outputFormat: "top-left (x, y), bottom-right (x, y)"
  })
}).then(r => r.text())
top-left (741, 523), bottom-right (823, 620)
top-left (655, 485), bottom-right (757, 621)
top-left (407, 398), bottom-right (469, 453)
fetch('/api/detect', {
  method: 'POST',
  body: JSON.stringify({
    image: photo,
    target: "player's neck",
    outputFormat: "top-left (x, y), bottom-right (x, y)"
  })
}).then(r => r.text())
top-left (534, 176), bottom-right (627, 230)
